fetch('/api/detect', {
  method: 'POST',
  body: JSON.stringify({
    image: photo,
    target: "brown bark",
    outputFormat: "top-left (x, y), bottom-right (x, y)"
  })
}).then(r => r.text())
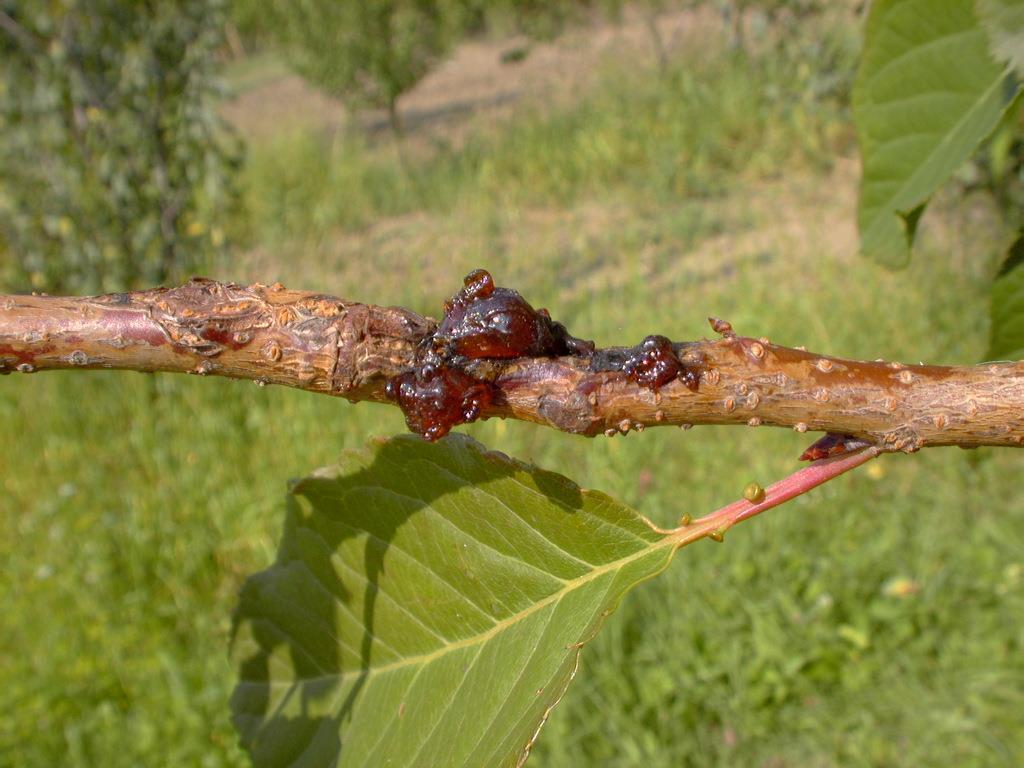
top-left (2, 277), bottom-right (1023, 453)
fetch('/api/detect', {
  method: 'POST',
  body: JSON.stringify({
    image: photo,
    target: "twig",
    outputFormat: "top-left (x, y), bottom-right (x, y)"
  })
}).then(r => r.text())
top-left (669, 446), bottom-right (881, 547)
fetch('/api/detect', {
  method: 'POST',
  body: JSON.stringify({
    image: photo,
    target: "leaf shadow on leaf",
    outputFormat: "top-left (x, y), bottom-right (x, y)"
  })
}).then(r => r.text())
top-left (229, 435), bottom-right (585, 767)
top-left (988, 231), bottom-right (1024, 361)
top-left (996, 232), bottom-right (1024, 277)
top-left (897, 201), bottom-right (927, 255)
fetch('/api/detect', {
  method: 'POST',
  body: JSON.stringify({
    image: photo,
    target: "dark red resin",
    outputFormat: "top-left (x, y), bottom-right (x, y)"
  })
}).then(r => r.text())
top-left (390, 269), bottom-right (596, 441)
top-left (435, 269), bottom-right (593, 359)
top-left (799, 432), bottom-right (870, 461)
top-left (389, 269), bottom-right (711, 440)
top-left (0, 343), bottom-right (50, 366)
top-left (622, 335), bottom-right (699, 392)
top-left (198, 324), bottom-right (250, 351)
top-left (386, 361), bottom-right (496, 442)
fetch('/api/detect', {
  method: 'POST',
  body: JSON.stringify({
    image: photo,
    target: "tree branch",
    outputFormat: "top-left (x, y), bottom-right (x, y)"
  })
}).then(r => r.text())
top-left (2, 277), bottom-right (1023, 453)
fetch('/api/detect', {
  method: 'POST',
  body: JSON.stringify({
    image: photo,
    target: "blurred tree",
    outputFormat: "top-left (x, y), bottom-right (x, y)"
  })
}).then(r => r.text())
top-left (459, 0), bottom-right (625, 41)
top-left (263, 1), bottom-right (467, 137)
top-left (228, 0), bottom-right (275, 55)
top-left (0, 0), bottom-right (239, 294)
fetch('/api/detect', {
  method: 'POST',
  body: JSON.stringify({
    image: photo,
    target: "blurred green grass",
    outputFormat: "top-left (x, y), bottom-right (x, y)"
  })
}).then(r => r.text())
top-left (3, 23), bottom-right (1024, 768)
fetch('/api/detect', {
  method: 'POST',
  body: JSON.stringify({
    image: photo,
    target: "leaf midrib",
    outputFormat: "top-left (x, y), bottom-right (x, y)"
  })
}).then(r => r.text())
top-left (862, 66), bottom-right (1010, 237)
top-left (244, 521), bottom-right (676, 691)
top-left (864, 68), bottom-right (1007, 217)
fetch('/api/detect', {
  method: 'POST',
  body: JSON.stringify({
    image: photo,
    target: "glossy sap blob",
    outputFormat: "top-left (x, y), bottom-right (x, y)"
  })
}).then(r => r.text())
top-left (388, 270), bottom-right (593, 441)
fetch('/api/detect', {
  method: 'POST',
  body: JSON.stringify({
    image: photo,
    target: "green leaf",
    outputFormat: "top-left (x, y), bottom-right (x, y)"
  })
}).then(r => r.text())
top-left (854, 0), bottom-right (1018, 266)
top-left (988, 232), bottom-right (1024, 360)
top-left (977, 0), bottom-right (1024, 76)
top-left (231, 434), bottom-right (679, 767)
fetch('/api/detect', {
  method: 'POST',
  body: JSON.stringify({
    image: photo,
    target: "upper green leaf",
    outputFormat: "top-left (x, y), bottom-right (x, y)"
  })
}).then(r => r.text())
top-left (977, 0), bottom-right (1024, 76)
top-left (854, 0), bottom-right (1017, 266)
top-left (988, 233), bottom-right (1024, 360)
top-left (230, 434), bottom-right (679, 767)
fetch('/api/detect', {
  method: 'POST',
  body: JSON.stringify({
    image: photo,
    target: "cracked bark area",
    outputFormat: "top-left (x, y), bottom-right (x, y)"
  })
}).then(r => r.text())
top-left (2, 277), bottom-right (1023, 453)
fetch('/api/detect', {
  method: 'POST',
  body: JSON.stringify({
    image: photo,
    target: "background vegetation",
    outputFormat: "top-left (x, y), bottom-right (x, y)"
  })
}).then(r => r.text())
top-left (0, 0), bottom-right (239, 294)
top-left (2, 1), bottom-right (1023, 766)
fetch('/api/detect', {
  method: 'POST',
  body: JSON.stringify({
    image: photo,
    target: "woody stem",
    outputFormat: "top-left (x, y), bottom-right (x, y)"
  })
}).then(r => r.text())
top-left (2, 278), bottom-right (1023, 452)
